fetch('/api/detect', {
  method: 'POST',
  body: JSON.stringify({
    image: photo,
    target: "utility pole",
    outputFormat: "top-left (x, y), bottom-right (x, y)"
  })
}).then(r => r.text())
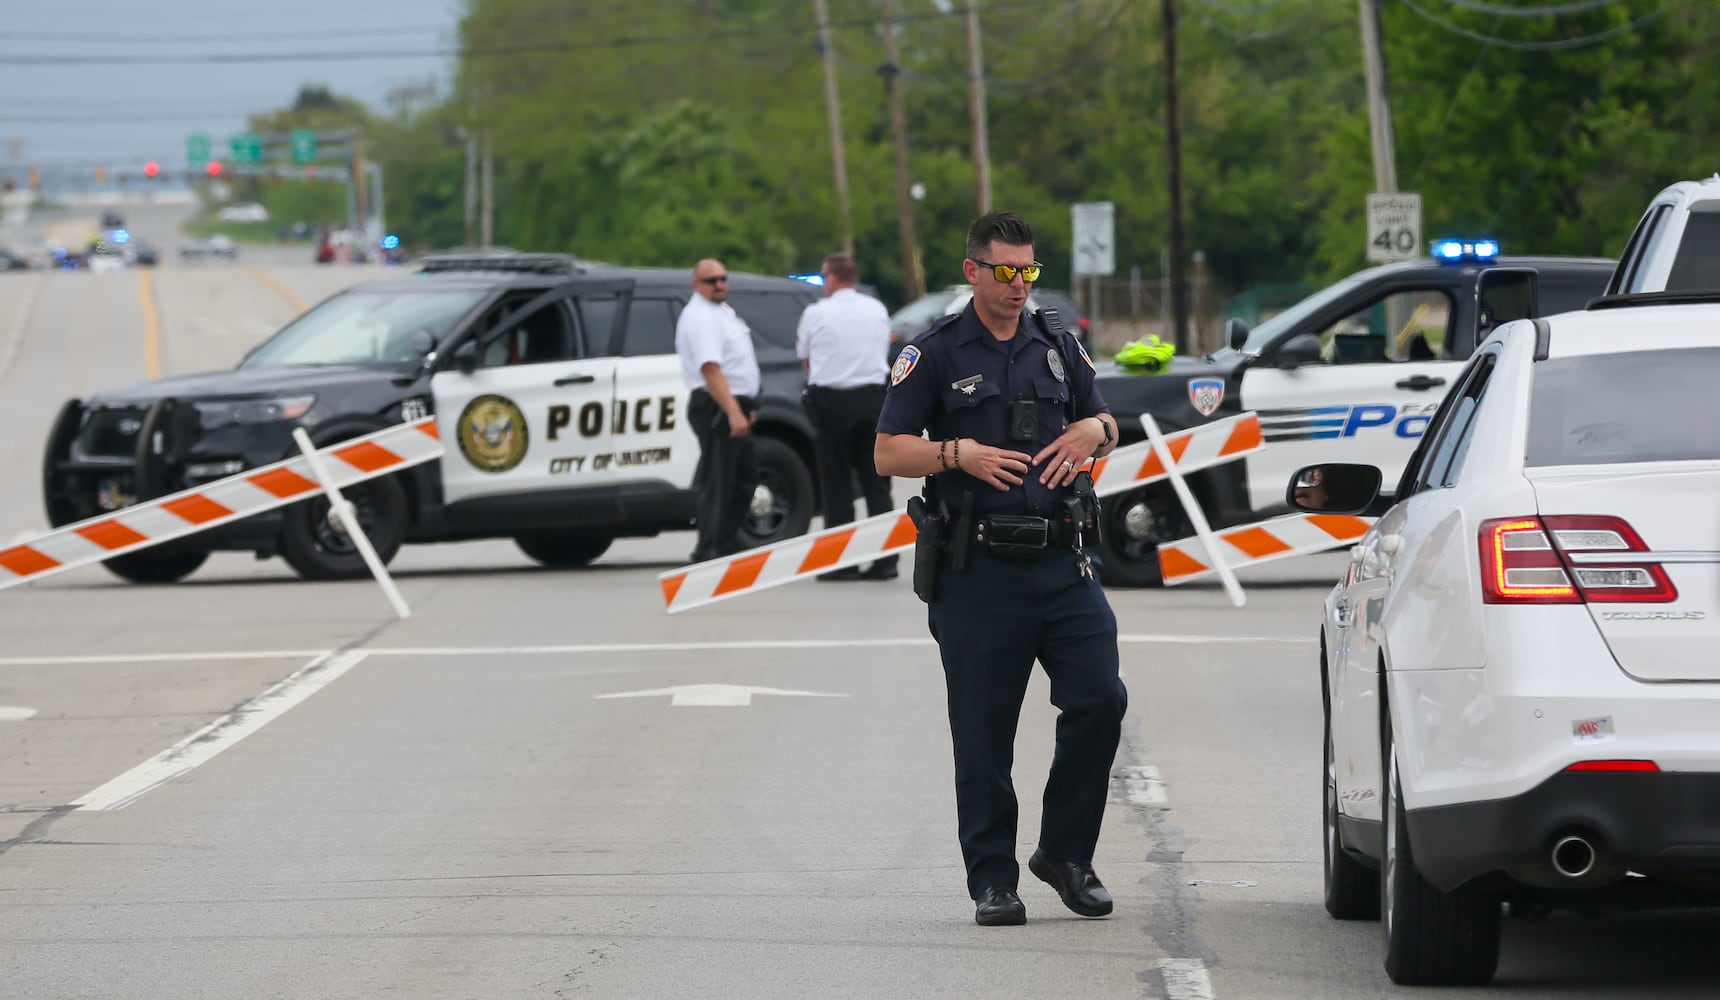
top-left (962, 0), bottom-right (992, 216)
top-left (463, 129), bottom-right (478, 246)
top-left (1358, 0), bottom-right (1398, 193)
top-left (480, 133), bottom-right (494, 248)
top-left (1162, 0), bottom-right (1190, 351)
top-left (880, 0), bottom-right (923, 302)
top-left (813, 0), bottom-right (855, 255)
top-left (352, 132), bottom-right (369, 243)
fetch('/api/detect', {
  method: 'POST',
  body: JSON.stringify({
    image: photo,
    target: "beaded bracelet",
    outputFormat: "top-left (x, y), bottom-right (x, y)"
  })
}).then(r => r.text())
top-left (953, 438), bottom-right (962, 471)
top-left (939, 439), bottom-right (950, 470)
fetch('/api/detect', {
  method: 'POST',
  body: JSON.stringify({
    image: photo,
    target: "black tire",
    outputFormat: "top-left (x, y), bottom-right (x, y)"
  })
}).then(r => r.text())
top-left (279, 474), bottom-right (409, 581)
top-left (1381, 725), bottom-right (1501, 986)
top-left (736, 435), bottom-right (814, 547)
top-left (102, 550), bottom-right (208, 584)
top-left (1325, 702), bottom-right (1381, 919)
top-left (1093, 483), bottom-right (1192, 588)
top-left (514, 532), bottom-right (613, 568)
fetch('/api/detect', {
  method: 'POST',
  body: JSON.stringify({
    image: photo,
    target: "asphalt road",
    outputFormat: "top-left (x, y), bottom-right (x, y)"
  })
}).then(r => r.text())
top-left (2, 207), bottom-right (1718, 999)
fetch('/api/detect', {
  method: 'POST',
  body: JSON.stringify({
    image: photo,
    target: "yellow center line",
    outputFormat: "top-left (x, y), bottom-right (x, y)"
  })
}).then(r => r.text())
top-left (137, 268), bottom-right (162, 379)
top-left (245, 266), bottom-right (309, 314)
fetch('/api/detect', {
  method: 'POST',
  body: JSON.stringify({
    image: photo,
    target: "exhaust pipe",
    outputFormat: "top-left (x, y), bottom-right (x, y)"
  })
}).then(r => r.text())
top-left (1551, 834), bottom-right (1598, 879)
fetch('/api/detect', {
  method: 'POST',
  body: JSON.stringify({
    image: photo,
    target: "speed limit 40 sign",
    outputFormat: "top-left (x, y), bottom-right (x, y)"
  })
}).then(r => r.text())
top-left (1366, 192), bottom-right (1421, 263)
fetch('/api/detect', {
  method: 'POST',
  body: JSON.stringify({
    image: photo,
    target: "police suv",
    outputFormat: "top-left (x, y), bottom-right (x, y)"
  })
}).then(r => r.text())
top-left (42, 254), bottom-right (823, 583)
top-left (1087, 245), bottom-right (1616, 585)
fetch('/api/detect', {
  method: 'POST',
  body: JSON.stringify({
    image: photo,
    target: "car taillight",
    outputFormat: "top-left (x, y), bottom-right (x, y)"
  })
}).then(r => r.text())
top-left (1564, 759), bottom-right (1660, 773)
top-left (1479, 516), bottom-right (1678, 605)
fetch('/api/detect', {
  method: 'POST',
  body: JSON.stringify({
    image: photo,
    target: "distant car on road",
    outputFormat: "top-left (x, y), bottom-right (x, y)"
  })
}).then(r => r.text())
top-left (1298, 292), bottom-right (1720, 986)
top-left (0, 247), bottom-right (30, 271)
top-left (100, 210), bottom-right (125, 230)
top-left (217, 203), bottom-right (270, 223)
top-left (180, 234), bottom-right (238, 259)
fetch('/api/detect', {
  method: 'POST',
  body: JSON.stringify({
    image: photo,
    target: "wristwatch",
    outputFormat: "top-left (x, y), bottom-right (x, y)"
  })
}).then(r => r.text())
top-left (1092, 416), bottom-right (1114, 447)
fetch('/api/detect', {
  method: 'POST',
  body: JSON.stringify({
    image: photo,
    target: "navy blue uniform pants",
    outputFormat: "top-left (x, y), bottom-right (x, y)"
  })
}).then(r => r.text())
top-left (928, 546), bottom-right (1127, 899)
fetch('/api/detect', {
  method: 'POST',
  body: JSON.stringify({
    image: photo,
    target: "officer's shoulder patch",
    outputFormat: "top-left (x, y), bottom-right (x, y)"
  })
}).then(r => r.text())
top-left (890, 345), bottom-right (922, 386)
top-left (1074, 338), bottom-right (1096, 370)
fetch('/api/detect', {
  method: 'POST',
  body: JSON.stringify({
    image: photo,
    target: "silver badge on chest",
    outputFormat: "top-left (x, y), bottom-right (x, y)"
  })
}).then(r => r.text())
top-left (1047, 349), bottom-right (1066, 382)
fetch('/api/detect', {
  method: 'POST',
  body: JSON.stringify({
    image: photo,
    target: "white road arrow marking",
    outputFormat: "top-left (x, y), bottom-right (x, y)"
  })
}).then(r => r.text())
top-left (0, 706), bottom-right (38, 721)
top-left (595, 684), bottom-right (849, 707)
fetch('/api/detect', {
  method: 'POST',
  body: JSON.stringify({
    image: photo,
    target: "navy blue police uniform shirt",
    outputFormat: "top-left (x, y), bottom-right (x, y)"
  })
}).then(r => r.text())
top-left (878, 302), bottom-right (1111, 517)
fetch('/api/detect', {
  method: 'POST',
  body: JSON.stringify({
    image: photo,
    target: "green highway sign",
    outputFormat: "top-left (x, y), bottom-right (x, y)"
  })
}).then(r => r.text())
top-left (186, 132), bottom-right (211, 167)
top-left (229, 133), bottom-right (263, 163)
top-left (290, 130), bottom-right (317, 164)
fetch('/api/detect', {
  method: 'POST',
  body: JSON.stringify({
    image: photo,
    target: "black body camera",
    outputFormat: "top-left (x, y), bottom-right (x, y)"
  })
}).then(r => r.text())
top-left (1009, 399), bottom-right (1038, 442)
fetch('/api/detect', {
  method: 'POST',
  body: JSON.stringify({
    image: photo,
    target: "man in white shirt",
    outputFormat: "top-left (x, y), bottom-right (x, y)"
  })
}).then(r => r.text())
top-left (676, 257), bottom-right (762, 563)
top-left (795, 251), bottom-right (898, 580)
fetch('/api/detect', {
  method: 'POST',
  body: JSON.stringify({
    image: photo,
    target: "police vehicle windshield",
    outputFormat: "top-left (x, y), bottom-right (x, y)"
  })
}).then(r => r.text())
top-left (239, 289), bottom-right (484, 370)
top-left (1225, 273), bottom-right (1372, 356)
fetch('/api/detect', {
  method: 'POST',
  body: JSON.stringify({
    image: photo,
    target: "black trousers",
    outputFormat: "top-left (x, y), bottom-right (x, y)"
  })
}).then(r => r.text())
top-left (688, 390), bottom-right (758, 562)
top-left (804, 383), bottom-right (897, 568)
top-left (927, 546), bottom-right (1127, 899)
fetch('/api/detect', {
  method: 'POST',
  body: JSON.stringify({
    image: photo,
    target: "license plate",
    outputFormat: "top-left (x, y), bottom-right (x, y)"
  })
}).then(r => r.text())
top-left (95, 478), bottom-right (135, 511)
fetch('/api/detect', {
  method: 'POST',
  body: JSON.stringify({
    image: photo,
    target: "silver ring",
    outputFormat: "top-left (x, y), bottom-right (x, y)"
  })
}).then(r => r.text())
top-left (1062, 460), bottom-right (1075, 469)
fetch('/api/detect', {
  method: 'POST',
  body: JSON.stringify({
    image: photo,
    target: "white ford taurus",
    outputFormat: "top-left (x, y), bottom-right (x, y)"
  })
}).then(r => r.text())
top-left (1291, 297), bottom-right (1720, 986)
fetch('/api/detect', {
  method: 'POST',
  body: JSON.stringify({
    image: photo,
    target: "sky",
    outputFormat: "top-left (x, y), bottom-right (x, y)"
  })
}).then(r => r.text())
top-left (1, 1), bottom-right (462, 177)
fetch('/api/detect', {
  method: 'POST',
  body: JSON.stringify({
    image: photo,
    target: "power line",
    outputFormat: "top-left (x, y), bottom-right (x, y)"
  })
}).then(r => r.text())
top-left (1406, 13), bottom-right (1505, 189)
top-left (1398, 0), bottom-right (1676, 51)
top-left (4, 24), bottom-right (449, 43)
top-left (1430, 0), bottom-right (1626, 16)
top-left (1183, 0), bottom-right (1304, 41)
top-left (0, 3), bottom-right (1045, 66)
top-left (1485, 54), bottom-right (1620, 228)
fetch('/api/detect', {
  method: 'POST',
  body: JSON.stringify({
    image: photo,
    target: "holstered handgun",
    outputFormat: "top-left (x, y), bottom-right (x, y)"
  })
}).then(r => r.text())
top-left (907, 490), bottom-right (945, 604)
top-left (950, 491), bottom-right (974, 571)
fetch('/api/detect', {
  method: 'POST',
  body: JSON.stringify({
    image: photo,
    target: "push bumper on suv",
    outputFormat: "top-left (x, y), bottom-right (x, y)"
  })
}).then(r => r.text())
top-left (1407, 770), bottom-right (1720, 891)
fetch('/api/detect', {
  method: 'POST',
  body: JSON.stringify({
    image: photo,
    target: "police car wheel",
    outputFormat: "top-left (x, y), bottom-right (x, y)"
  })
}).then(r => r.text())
top-left (1093, 484), bottom-right (1191, 588)
top-left (101, 550), bottom-right (209, 584)
top-left (514, 532), bottom-right (613, 568)
top-left (737, 436), bottom-right (814, 546)
top-left (279, 475), bottom-right (409, 581)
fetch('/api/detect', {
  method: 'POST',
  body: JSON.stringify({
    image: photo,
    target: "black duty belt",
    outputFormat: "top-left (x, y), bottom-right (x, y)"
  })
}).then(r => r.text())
top-left (968, 514), bottom-right (1077, 558)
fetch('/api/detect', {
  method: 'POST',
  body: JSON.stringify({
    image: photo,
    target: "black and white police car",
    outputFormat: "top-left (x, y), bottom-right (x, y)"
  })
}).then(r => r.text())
top-left (42, 253), bottom-right (823, 582)
top-left (1086, 243), bottom-right (1617, 585)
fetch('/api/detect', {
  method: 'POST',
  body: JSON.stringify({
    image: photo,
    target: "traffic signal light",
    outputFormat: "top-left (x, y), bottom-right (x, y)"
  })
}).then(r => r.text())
top-left (144, 161), bottom-right (160, 179)
top-left (205, 161), bottom-right (223, 177)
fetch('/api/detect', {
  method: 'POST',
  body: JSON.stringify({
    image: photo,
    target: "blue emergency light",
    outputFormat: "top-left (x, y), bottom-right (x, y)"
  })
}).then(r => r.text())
top-left (789, 272), bottom-right (825, 286)
top-left (110, 229), bottom-right (130, 244)
top-left (380, 234), bottom-right (400, 250)
top-left (1430, 238), bottom-right (1499, 262)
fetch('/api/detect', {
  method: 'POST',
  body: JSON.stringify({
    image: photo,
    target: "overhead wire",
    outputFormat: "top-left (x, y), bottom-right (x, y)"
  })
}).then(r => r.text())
top-left (1405, 12), bottom-right (1506, 189)
top-left (1183, 0), bottom-right (1307, 42)
top-left (1429, 0), bottom-right (1628, 15)
top-left (0, 2), bottom-right (1046, 66)
top-left (1397, 0), bottom-right (1676, 50)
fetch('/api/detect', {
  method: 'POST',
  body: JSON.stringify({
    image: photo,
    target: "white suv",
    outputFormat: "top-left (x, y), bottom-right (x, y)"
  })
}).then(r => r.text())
top-left (1605, 175), bottom-right (1720, 295)
top-left (1293, 297), bottom-right (1720, 985)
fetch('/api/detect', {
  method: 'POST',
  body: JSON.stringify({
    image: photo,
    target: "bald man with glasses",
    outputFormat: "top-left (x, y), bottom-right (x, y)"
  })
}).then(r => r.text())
top-left (676, 257), bottom-right (761, 563)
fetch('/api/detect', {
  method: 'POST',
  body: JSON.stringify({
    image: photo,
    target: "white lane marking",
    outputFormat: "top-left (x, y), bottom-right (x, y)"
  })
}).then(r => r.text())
top-left (71, 650), bottom-right (366, 811)
top-left (0, 649), bottom-right (332, 666)
top-left (1112, 765), bottom-right (1167, 805)
top-left (0, 706), bottom-right (38, 721)
top-left (1160, 958), bottom-right (1216, 1000)
top-left (0, 273), bottom-right (44, 388)
top-left (596, 683), bottom-right (849, 707)
top-left (0, 634), bottom-right (1313, 667)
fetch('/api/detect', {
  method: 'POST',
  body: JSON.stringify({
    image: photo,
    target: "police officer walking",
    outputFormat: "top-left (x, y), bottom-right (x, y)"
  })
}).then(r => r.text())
top-left (676, 257), bottom-right (761, 563)
top-left (875, 212), bottom-right (1126, 927)
top-left (796, 251), bottom-right (898, 581)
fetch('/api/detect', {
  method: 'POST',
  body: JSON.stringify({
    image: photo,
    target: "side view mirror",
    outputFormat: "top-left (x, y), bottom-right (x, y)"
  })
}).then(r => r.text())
top-left (1477, 268), bottom-right (1539, 336)
top-left (1287, 463), bottom-right (1384, 515)
top-left (1273, 333), bottom-right (1323, 369)
top-left (1225, 317), bottom-right (1250, 351)
top-left (452, 341), bottom-right (480, 375)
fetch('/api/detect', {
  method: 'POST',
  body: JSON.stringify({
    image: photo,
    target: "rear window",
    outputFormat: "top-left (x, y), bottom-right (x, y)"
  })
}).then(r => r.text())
top-left (1665, 209), bottom-right (1720, 292)
top-left (1527, 347), bottom-right (1720, 466)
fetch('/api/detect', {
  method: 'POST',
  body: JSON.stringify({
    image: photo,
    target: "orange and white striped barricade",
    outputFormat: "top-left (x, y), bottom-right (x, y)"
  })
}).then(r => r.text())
top-left (1156, 513), bottom-right (1376, 586)
top-left (0, 417), bottom-right (443, 592)
top-left (659, 508), bottom-right (918, 614)
top-left (1087, 412), bottom-right (1262, 499)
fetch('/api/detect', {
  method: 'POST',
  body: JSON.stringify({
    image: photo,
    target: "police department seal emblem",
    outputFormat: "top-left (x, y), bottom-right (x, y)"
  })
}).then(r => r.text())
top-left (891, 345), bottom-right (921, 386)
top-left (457, 394), bottom-right (528, 473)
top-left (1047, 348), bottom-right (1066, 382)
top-left (1187, 377), bottom-right (1225, 417)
